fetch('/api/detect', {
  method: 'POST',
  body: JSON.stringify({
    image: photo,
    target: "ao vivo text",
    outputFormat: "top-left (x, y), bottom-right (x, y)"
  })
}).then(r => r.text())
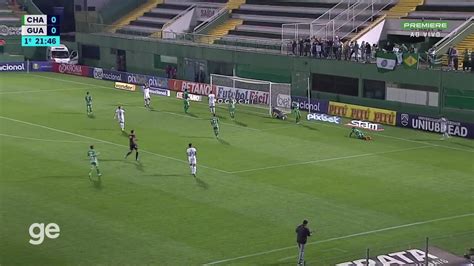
top-left (29, 222), bottom-right (60, 245)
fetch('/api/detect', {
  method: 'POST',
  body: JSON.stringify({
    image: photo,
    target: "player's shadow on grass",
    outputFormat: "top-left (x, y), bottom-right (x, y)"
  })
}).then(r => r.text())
top-left (135, 161), bottom-right (145, 172)
top-left (89, 176), bottom-right (102, 190)
top-left (145, 174), bottom-right (182, 178)
top-left (194, 177), bottom-right (209, 189)
top-left (87, 114), bottom-right (96, 119)
top-left (300, 123), bottom-right (318, 131)
top-left (187, 113), bottom-right (199, 118)
top-left (233, 120), bottom-right (247, 127)
top-left (218, 138), bottom-right (230, 145)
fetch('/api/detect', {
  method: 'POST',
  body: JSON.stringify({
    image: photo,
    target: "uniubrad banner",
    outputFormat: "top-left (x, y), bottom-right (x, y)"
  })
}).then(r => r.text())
top-left (397, 113), bottom-right (474, 139)
top-left (292, 96), bottom-right (329, 114)
top-left (329, 101), bottom-right (397, 126)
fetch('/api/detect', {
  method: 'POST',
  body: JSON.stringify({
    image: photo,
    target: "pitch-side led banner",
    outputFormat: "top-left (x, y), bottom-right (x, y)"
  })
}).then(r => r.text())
top-left (114, 82), bottom-right (136, 92)
top-left (216, 86), bottom-right (270, 105)
top-left (176, 92), bottom-right (202, 102)
top-left (52, 63), bottom-right (90, 77)
top-left (168, 79), bottom-right (216, 95)
top-left (329, 101), bottom-right (397, 126)
top-left (397, 113), bottom-right (474, 139)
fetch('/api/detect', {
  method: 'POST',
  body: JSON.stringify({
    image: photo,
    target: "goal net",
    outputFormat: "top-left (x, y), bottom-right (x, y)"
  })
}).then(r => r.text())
top-left (210, 74), bottom-right (292, 116)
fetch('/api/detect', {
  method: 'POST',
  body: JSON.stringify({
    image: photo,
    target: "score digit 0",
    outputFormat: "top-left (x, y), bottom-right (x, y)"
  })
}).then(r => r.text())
top-left (47, 26), bottom-right (60, 36)
top-left (48, 15), bottom-right (60, 25)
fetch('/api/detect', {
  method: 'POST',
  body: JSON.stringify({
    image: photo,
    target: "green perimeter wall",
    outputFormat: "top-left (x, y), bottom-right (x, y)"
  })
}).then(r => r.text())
top-left (75, 33), bottom-right (474, 123)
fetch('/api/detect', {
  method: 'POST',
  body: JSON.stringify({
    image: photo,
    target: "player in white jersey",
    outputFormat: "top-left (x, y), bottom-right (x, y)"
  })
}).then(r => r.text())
top-left (143, 82), bottom-right (151, 109)
top-left (114, 106), bottom-right (125, 131)
top-left (208, 93), bottom-right (216, 114)
top-left (440, 117), bottom-right (450, 139)
top-left (186, 143), bottom-right (197, 177)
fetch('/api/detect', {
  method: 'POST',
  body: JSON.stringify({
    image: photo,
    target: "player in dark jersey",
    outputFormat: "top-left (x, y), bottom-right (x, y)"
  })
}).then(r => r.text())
top-left (125, 130), bottom-right (139, 161)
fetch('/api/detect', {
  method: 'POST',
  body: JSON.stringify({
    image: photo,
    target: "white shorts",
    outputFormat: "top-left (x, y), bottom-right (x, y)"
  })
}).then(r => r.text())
top-left (209, 105), bottom-right (215, 108)
top-left (188, 157), bottom-right (196, 165)
top-left (144, 93), bottom-right (150, 99)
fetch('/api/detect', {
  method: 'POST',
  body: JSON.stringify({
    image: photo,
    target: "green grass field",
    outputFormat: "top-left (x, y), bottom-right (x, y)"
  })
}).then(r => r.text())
top-left (0, 72), bottom-right (473, 265)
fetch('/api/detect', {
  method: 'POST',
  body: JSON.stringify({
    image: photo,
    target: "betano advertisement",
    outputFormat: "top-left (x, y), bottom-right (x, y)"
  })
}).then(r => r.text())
top-left (329, 101), bottom-right (397, 126)
top-left (168, 79), bottom-right (216, 95)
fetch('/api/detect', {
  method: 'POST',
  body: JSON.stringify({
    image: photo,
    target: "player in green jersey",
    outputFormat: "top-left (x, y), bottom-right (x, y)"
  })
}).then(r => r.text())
top-left (88, 145), bottom-right (102, 179)
top-left (210, 113), bottom-right (220, 138)
top-left (85, 92), bottom-right (93, 115)
top-left (349, 127), bottom-right (372, 140)
top-left (229, 98), bottom-right (236, 119)
top-left (183, 89), bottom-right (190, 113)
top-left (292, 101), bottom-right (301, 124)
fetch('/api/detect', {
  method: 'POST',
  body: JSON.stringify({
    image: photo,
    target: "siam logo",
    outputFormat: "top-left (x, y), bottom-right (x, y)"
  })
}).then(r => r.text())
top-left (0, 63), bottom-right (25, 72)
top-left (29, 223), bottom-right (60, 245)
top-left (401, 113), bottom-right (409, 126)
top-left (346, 120), bottom-right (384, 131)
top-left (307, 113), bottom-right (341, 124)
top-left (93, 67), bottom-right (104, 79)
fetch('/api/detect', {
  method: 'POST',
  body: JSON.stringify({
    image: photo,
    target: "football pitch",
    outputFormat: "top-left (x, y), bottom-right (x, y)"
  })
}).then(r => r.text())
top-left (0, 72), bottom-right (473, 265)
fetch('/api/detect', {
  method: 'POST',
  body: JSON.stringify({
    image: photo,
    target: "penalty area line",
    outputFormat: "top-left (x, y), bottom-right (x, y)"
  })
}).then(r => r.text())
top-left (203, 213), bottom-right (474, 265)
top-left (0, 116), bottom-right (231, 174)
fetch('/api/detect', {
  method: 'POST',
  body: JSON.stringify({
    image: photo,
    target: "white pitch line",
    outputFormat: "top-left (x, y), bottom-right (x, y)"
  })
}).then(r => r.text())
top-left (0, 133), bottom-right (89, 143)
top-left (229, 145), bottom-right (432, 174)
top-left (277, 248), bottom-right (346, 261)
top-left (0, 116), bottom-right (231, 174)
top-left (0, 87), bottom-right (87, 95)
top-left (203, 213), bottom-right (474, 265)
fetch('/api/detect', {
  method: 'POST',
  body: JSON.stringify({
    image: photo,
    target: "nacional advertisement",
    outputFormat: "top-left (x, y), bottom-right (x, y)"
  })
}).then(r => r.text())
top-left (30, 61), bottom-right (52, 72)
top-left (93, 67), bottom-right (125, 82)
top-left (0, 62), bottom-right (26, 72)
top-left (52, 63), bottom-right (90, 77)
top-left (397, 113), bottom-right (474, 139)
top-left (337, 248), bottom-right (469, 266)
top-left (216, 86), bottom-right (270, 105)
top-left (329, 101), bottom-right (397, 126)
top-left (148, 86), bottom-right (170, 97)
top-left (114, 82), bottom-right (136, 92)
top-left (168, 79), bottom-right (216, 95)
top-left (292, 96), bottom-right (329, 113)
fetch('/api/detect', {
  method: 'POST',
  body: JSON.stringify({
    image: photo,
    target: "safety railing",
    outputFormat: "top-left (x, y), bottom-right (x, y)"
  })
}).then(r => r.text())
top-left (161, 4), bottom-right (196, 39)
top-left (433, 16), bottom-right (473, 55)
top-left (193, 6), bottom-right (228, 34)
top-left (312, 0), bottom-right (394, 41)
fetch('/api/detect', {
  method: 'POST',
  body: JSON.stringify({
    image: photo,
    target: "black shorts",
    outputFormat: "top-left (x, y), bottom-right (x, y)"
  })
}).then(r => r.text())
top-left (129, 144), bottom-right (138, 151)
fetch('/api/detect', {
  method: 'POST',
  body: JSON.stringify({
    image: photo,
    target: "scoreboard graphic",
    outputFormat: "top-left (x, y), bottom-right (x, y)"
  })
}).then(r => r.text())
top-left (21, 15), bottom-right (60, 47)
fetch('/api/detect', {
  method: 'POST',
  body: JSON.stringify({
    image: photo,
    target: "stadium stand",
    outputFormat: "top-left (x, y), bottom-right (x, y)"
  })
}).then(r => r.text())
top-left (0, 0), bottom-right (22, 25)
top-left (114, 0), bottom-right (227, 37)
top-left (406, 0), bottom-right (474, 20)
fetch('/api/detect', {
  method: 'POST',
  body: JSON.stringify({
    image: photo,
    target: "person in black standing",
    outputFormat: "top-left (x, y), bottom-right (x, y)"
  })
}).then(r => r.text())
top-left (125, 130), bottom-right (139, 161)
top-left (296, 219), bottom-right (312, 265)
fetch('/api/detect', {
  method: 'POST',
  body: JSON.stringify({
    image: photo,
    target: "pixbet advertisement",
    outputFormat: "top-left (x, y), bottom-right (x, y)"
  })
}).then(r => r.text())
top-left (126, 73), bottom-right (168, 89)
top-left (397, 113), bottom-right (474, 139)
top-left (307, 113), bottom-right (341, 124)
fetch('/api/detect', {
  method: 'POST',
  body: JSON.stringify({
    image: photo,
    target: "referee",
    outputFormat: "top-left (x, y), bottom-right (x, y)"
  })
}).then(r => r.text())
top-left (296, 219), bottom-right (312, 265)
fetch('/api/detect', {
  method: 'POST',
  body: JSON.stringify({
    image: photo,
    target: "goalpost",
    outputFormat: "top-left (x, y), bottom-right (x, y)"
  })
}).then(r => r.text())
top-left (210, 74), bottom-right (292, 116)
